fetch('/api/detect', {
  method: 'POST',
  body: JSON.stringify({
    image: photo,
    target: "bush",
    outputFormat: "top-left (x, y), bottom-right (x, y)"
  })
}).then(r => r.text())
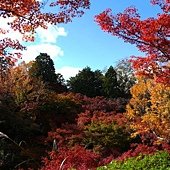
top-left (41, 145), bottom-right (100, 170)
top-left (84, 122), bottom-right (130, 152)
top-left (98, 151), bottom-right (170, 170)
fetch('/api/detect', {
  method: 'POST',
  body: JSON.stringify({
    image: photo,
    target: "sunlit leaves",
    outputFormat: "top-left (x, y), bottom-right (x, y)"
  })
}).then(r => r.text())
top-left (150, 0), bottom-right (170, 12)
top-left (95, 1), bottom-right (170, 85)
top-left (126, 78), bottom-right (170, 141)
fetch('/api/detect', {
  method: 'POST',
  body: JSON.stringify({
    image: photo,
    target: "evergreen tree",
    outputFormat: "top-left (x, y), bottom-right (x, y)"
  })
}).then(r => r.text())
top-left (30, 53), bottom-right (56, 83)
top-left (29, 53), bottom-right (67, 92)
top-left (68, 67), bottom-right (104, 97)
top-left (94, 70), bottom-right (104, 96)
top-left (103, 66), bottom-right (120, 98)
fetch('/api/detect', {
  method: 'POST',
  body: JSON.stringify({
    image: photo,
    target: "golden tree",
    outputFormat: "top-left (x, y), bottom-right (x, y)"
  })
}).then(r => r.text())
top-left (127, 77), bottom-right (170, 142)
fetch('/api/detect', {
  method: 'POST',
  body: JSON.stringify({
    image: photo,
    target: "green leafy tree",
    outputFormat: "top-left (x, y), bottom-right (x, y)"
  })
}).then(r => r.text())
top-left (68, 67), bottom-right (104, 97)
top-left (103, 66), bottom-right (120, 98)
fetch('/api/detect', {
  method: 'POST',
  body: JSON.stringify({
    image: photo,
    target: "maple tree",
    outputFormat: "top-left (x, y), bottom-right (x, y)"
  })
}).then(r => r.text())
top-left (41, 145), bottom-right (100, 170)
top-left (0, 1), bottom-right (170, 168)
top-left (0, 0), bottom-right (90, 62)
top-left (117, 142), bottom-right (170, 161)
top-left (95, 0), bottom-right (170, 84)
top-left (126, 78), bottom-right (170, 142)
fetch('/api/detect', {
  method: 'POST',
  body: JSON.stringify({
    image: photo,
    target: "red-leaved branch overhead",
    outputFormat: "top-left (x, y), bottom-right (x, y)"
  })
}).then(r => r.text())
top-left (0, 0), bottom-right (90, 63)
top-left (95, 1), bottom-right (170, 85)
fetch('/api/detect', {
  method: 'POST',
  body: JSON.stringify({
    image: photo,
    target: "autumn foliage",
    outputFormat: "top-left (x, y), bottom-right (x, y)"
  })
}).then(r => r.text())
top-left (0, 0), bottom-right (170, 169)
top-left (0, 57), bottom-right (170, 169)
top-left (94, 2), bottom-right (170, 167)
top-left (126, 78), bottom-right (170, 142)
top-left (95, 0), bottom-right (170, 85)
top-left (41, 146), bottom-right (100, 170)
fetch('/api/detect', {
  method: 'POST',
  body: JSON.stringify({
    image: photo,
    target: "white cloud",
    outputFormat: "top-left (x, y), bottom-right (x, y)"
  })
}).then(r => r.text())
top-left (21, 43), bottom-right (64, 62)
top-left (0, 17), bottom-right (23, 41)
top-left (56, 66), bottom-right (81, 80)
top-left (20, 24), bottom-right (67, 62)
top-left (0, 17), bottom-right (67, 44)
top-left (1, 17), bottom-right (69, 72)
top-left (36, 24), bottom-right (67, 43)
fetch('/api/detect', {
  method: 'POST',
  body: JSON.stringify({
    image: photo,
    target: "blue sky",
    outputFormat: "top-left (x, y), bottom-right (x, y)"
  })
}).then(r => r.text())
top-left (1, 0), bottom-right (161, 79)
top-left (53, 0), bottom-right (161, 78)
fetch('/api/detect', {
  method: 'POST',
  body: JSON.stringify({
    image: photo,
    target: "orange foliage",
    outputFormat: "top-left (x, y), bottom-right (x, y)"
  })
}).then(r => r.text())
top-left (126, 78), bottom-right (170, 142)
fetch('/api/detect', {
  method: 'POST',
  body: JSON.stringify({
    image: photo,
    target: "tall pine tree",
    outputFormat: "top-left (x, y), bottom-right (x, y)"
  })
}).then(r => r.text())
top-left (103, 66), bottom-right (120, 98)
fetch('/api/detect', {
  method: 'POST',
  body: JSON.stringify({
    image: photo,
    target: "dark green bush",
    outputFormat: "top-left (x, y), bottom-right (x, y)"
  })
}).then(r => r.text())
top-left (84, 122), bottom-right (130, 152)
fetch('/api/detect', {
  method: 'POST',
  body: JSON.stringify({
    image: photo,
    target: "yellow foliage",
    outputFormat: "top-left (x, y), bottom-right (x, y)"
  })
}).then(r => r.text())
top-left (126, 78), bottom-right (170, 141)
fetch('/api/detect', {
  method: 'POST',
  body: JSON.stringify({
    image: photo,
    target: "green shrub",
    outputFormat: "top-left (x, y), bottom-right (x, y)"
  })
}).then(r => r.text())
top-left (84, 122), bottom-right (130, 151)
top-left (97, 151), bottom-right (170, 170)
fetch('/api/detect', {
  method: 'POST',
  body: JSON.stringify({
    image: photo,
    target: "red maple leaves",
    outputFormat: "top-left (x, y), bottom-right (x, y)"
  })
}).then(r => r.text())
top-left (95, 1), bottom-right (170, 84)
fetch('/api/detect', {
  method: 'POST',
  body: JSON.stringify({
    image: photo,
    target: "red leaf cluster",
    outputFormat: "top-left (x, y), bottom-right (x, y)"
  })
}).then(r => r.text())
top-left (41, 145), bottom-right (100, 170)
top-left (95, 1), bottom-right (170, 85)
top-left (42, 94), bottom-right (130, 169)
